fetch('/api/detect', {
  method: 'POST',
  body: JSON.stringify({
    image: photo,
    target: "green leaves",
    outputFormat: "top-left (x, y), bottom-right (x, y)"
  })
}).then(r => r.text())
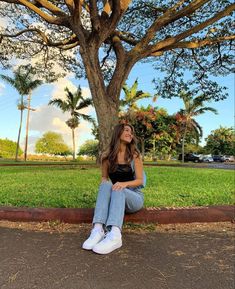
top-left (0, 138), bottom-right (23, 158)
top-left (205, 126), bottom-right (235, 155)
top-left (0, 65), bottom-right (43, 96)
top-left (120, 79), bottom-right (152, 111)
top-left (48, 85), bottom-right (93, 126)
top-left (35, 132), bottom-right (72, 156)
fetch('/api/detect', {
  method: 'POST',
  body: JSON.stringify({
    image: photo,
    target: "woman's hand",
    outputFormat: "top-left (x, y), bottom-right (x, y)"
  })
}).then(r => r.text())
top-left (112, 182), bottom-right (127, 191)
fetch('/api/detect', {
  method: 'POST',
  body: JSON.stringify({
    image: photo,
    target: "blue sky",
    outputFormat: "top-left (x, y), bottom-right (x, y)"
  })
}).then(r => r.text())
top-left (0, 62), bottom-right (234, 153)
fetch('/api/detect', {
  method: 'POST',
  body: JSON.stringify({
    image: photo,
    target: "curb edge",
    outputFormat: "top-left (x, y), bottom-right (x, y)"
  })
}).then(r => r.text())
top-left (0, 205), bottom-right (234, 224)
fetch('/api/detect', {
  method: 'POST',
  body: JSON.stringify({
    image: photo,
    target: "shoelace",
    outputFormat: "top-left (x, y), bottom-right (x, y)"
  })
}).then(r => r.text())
top-left (102, 232), bottom-right (116, 242)
top-left (90, 229), bottom-right (103, 239)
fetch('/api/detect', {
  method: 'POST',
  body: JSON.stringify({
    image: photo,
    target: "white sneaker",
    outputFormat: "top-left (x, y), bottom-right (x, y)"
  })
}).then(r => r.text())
top-left (82, 229), bottom-right (105, 250)
top-left (92, 231), bottom-right (122, 254)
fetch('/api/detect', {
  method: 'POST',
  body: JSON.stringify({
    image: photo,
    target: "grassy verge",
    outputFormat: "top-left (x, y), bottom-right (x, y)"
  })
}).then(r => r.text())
top-left (0, 159), bottom-right (96, 165)
top-left (0, 165), bottom-right (234, 208)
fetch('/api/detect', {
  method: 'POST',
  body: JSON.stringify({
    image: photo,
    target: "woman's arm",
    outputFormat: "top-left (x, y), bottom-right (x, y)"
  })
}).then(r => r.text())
top-left (112, 155), bottom-right (144, 190)
top-left (101, 159), bottom-right (109, 183)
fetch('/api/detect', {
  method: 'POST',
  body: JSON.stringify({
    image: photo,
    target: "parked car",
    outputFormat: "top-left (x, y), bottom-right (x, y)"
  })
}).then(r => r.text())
top-left (178, 153), bottom-right (201, 162)
top-left (202, 156), bottom-right (214, 162)
top-left (212, 155), bottom-right (225, 162)
top-left (223, 155), bottom-right (235, 162)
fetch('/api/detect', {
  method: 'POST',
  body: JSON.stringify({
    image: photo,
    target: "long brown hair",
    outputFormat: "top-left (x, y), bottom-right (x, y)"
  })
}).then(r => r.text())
top-left (102, 123), bottom-right (140, 172)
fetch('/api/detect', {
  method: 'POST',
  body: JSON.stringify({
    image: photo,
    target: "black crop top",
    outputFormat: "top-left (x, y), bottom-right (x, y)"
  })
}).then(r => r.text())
top-left (109, 164), bottom-right (134, 184)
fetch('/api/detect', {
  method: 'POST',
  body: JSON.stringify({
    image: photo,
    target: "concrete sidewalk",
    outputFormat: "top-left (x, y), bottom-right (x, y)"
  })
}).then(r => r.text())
top-left (0, 221), bottom-right (234, 289)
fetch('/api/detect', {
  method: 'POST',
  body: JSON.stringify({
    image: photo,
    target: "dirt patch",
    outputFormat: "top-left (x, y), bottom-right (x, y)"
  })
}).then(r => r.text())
top-left (0, 220), bottom-right (234, 235)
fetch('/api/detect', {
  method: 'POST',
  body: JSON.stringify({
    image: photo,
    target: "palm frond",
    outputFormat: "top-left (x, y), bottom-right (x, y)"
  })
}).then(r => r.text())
top-left (0, 66), bottom-right (42, 95)
top-left (76, 98), bottom-right (93, 110)
top-left (78, 114), bottom-right (94, 123)
top-left (0, 75), bottom-right (15, 86)
top-left (48, 98), bottom-right (69, 111)
top-left (191, 119), bottom-right (203, 138)
top-left (122, 84), bottom-right (129, 96)
top-left (194, 107), bottom-right (218, 116)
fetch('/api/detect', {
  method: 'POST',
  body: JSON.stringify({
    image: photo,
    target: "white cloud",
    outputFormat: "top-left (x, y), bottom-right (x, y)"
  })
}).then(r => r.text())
top-left (30, 104), bottom-right (69, 132)
top-left (27, 94), bottom-right (95, 153)
top-left (51, 78), bottom-right (91, 100)
top-left (17, 78), bottom-right (95, 153)
top-left (51, 78), bottom-right (77, 100)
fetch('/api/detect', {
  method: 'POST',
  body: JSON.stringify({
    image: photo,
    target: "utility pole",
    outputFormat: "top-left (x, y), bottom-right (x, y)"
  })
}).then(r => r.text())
top-left (24, 92), bottom-right (36, 162)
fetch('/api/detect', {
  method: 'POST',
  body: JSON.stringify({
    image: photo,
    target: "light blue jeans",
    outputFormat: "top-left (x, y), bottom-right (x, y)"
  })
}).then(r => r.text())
top-left (92, 181), bottom-right (144, 230)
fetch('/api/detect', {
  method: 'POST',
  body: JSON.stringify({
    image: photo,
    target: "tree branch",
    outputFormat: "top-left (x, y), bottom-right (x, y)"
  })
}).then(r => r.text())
top-left (100, 45), bottom-right (112, 68)
top-left (73, 0), bottom-right (89, 19)
top-left (107, 34), bottom-right (131, 102)
top-left (34, 0), bottom-right (66, 17)
top-left (64, 0), bottom-right (75, 14)
top-left (89, 0), bottom-right (101, 31)
top-left (135, 0), bottom-right (210, 50)
top-left (161, 35), bottom-right (235, 50)
top-left (70, 0), bottom-right (89, 50)
top-left (0, 28), bottom-right (80, 48)
top-left (16, 0), bottom-right (70, 26)
top-left (99, 0), bottom-right (131, 45)
top-left (148, 3), bottom-right (235, 54)
top-left (191, 49), bottom-right (206, 79)
top-left (114, 30), bottom-right (138, 46)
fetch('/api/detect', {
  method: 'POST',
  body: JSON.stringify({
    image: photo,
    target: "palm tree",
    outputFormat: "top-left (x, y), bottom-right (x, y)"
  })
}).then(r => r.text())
top-left (49, 86), bottom-right (93, 161)
top-left (0, 65), bottom-right (42, 161)
top-left (120, 79), bottom-right (151, 120)
top-left (178, 92), bottom-right (218, 162)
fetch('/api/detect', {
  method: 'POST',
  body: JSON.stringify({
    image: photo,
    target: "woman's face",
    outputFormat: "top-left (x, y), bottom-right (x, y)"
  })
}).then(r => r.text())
top-left (120, 126), bottom-right (133, 144)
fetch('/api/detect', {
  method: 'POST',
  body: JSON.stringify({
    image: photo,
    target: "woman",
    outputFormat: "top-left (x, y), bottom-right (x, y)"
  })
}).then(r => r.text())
top-left (82, 123), bottom-right (144, 254)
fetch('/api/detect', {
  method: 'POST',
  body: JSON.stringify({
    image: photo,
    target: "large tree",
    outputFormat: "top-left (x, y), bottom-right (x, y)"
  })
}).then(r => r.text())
top-left (0, 138), bottom-right (23, 159)
top-left (0, 0), bottom-right (234, 153)
top-left (205, 126), bottom-right (235, 155)
top-left (35, 131), bottom-right (72, 156)
top-left (78, 139), bottom-right (99, 160)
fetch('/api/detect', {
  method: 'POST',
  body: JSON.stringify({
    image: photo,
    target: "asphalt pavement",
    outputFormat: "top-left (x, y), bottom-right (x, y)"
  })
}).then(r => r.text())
top-left (0, 222), bottom-right (234, 289)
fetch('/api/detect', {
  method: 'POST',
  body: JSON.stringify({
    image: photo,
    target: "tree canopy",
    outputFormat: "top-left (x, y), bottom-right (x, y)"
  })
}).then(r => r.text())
top-left (35, 131), bottom-right (72, 156)
top-left (205, 126), bottom-right (235, 155)
top-left (0, 0), bottom-right (234, 152)
top-left (0, 138), bottom-right (23, 158)
top-left (78, 139), bottom-right (99, 159)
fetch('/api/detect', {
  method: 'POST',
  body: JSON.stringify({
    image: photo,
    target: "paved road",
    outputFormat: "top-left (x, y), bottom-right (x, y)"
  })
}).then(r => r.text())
top-left (152, 163), bottom-right (235, 170)
top-left (0, 222), bottom-right (234, 289)
top-left (1, 162), bottom-right (234, 170)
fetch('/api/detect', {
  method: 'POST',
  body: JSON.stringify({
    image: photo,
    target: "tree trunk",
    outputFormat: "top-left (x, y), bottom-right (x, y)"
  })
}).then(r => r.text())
top-left (79, 46), bottom-right (126, 157)
top-left (72, 128), bottom-right (75, 161)
top-left (181, 124), bottom-right (188, 163)
top-left (15, 96), bottom-right (24, 161)
top-left (24, 93), bottom-right (32, 162)
top-left (76, 30), bottom-right (137, 157)
top-left (181, 136), bottom-right (185, 163)
top-left (140, 138), bottom-right (145, 161)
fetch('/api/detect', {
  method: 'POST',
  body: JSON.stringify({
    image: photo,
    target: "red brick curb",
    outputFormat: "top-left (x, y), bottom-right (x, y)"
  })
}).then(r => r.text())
top-left (0, 205), bottom-right (234, 224)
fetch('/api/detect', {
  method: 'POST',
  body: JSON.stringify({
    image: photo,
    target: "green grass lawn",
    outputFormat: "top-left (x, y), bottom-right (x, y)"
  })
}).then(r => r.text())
top-left (0, 165), bottom-right (234, 208)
